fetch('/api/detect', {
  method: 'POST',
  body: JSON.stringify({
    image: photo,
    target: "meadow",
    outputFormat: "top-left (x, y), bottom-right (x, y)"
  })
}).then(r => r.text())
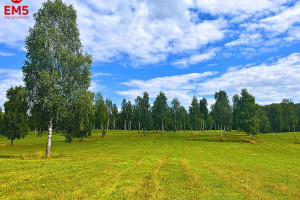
top-left (0, 130), bottom-right (299, 199)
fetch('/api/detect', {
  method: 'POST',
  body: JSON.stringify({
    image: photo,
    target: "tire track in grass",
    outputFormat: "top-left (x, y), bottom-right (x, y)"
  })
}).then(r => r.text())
top-left (195, 141), bottom-right (298, 199)
top-left (132, 134), bottom-right (173, 199)
top-left (101, 133), bottom-right (168, 199)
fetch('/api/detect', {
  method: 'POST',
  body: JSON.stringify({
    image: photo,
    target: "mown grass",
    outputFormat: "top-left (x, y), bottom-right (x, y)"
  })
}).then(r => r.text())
top-left (0, 130), bottom-right (299, 199)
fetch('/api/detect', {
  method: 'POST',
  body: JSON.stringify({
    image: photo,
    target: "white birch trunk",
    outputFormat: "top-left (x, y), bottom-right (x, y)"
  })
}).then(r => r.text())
top-left (107, 117), bottom-right (110, 132)
top-left (293, 125), bottom-right (297, 140)
top-left (113, 117), bottom-right (115, 130)
top-left (46, 118), bottom-right (53, 157)
top-left (220, 125), bottom-right (222, 141)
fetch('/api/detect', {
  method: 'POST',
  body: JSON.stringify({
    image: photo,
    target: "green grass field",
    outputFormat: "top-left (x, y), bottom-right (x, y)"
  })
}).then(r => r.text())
top-left (0, 130), bottom-right (299, 199)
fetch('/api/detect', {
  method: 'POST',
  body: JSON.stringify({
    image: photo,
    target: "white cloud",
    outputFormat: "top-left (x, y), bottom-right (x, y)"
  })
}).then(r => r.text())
top-left (0, 51), bottom-right (14, 56)
top-left (172, 48), bottom-right (219, 68)
top-left (225, 33), bottom-right (262, 47)
top-left (117, 53), bottom-right (300, 107)
top-left (116, 72), bottom-right (217, 107)
top-left (246, 2), bottom-right (300, 34)
top-left (0, 0), bottom-right (226, 65)
top-left (195, 0), bottom-right (286, 15)
top-left (93, 72), bottom-right (112, 77)
top-left (90, 80), bottom-right (105, 93)
top-left (197, 53), bottom-right (300, 104)
top-left (0, 68), bottom-right (23, 108)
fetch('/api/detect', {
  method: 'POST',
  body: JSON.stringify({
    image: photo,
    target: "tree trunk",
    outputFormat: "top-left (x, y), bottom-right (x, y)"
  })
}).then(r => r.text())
top-left (11, 139), bottom-right (14, 146)
top-left (252, 134), bottom-right (254, 141)
top-left (143, 128), bottom-right (146, 136)
top-left (107, 117), bottom-right (110, 132)
top-left (35, 129), bottom-right (36, 135)
top-left (124, 120), bottom-right (127, 130)
top-left (224, 126), bottom-right (226, 136)
top-left (113, 117), bottom-right (115, 130)
top-left (293, 125), bottom-right (297, 140)
top-left (162, 117), bottom-right (164, 133)
top-left (102, 126), bottom-right (104, 138)
top-left (46, 118), bottom-right (53, 157)
top-left (220, 125), bottom-right (222, 141)
top-left (138, 122), bottom-right (140, 133)
top-left (195, 130), bottom-right (198, 138)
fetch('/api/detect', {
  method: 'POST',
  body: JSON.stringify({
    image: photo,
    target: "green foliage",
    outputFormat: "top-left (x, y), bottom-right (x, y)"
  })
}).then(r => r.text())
top-left (141, 92), bottom-right (151, 133)
top-left (61, 91), bottom-right (94, 143)
top-left (263, 103), bottom-right (283, 133)
top-left (236, 89), bottom-right (259, 138)
top-left (257, 106), bottom-right (271, 133)
top-left (2, 86), bottom-right (29, 145)
top-left (211, 90), bottom-right (232, 128)
top-left (171, 98), bottom-right (180, 131)
top-left (189, 96), bottom-right (202, 131)
top-left (94, 93), bottom-right (108, 132)
top-left (152, 92), bottom-right (168, 131)
top-left (280, 99), bottom-right (297, 131)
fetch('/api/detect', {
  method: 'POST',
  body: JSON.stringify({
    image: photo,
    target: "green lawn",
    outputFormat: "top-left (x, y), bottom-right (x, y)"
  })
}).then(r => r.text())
top-left (0, 130), bottom-right (299, 199)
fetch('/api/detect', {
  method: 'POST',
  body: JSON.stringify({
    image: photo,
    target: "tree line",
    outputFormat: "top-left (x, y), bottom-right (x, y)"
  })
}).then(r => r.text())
top-left (0, 0), bottom-right (299, 157)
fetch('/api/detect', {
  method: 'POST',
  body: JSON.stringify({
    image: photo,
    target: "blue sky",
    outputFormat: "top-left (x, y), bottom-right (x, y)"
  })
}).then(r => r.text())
top-left (0, 0), bottom-right (300, 108)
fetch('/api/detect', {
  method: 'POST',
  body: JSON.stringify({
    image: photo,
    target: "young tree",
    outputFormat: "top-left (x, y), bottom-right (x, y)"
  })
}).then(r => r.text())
top-left (111, 104), bottom-right (118, 130)
top-left (2, 86), bottom-right (29, 145)
top-left (23, 0), bottom-right (92, 156)
top-left (94, 93), bottom-right (108, 137)
top-left (178, 106), bottom-right (188, 132)
top-left (134, 96), bottom-right (143, 133)
top-left (189, 96), bottom-right (201, 137)
top-left (211, 90), bottom-right (232, 140)
top-left (281, 99), bottom-right (298, 140)
top-left (121, 99), bottom-right (128, 130)
top-left (232, 94), bottom-right (241, 132)
top-left (141, 92), bottom-right (150, 135)
top-left (266, 104), bottom-right (283, 136)
top-left (127, 101), bottom-right (133, 131)
top-left (171, 98), bottom-right (180, 132)
top-left (257, 106), bottom-right (271, 133)
top-left (200, 98), bottom-right (208, 132)
top-left (152, 92), bottom-right (168, 133)
top-left (105, 99), bottom-right (112, 132)
top-left (238, 89), bottom-right (260, 141)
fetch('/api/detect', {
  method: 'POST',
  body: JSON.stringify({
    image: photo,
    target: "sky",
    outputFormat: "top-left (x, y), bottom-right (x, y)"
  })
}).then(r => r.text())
top-left (0, 0), bottom-right (300, 109)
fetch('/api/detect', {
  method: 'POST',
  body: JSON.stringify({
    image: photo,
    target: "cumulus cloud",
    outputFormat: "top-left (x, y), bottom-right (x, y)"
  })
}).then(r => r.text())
top-left (118, 53), bottom-right (300, 107)
top-left (195, 0), bottom-right (286, 15)
top-left (196, 53), bottom-right (300, 104)
top-left (116, 71), bottom-right (217, 107)
top-left (172, 48), bottom-right (220, 68)
top-left (0, 0), bottom-right (226, 65)
top-left (248, 2), bottom-right (300, 34)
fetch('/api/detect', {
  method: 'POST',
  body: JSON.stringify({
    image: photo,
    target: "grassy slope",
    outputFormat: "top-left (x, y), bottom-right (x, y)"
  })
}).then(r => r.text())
top-left (0, 130), bottom-right (299, 199)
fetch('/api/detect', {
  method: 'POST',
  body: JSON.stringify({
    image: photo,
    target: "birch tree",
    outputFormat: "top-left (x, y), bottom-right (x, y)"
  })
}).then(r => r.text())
top-left (153, 92), bottom-right (168, 133)
top-left (2, 86), bottom-right (29, 145)
top-left (23, 0), bottom-right (92, 156)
